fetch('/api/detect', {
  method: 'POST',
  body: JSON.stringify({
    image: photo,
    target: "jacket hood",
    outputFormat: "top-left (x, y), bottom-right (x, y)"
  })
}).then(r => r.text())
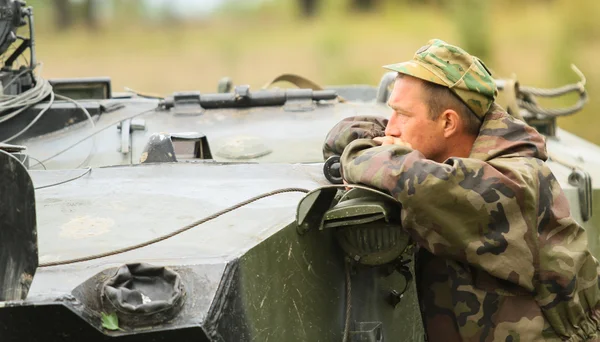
top-left (469, 103), bottom-right (548, 162)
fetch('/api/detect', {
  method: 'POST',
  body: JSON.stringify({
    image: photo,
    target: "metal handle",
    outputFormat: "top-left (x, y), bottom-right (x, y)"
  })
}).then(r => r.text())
top-left (568, 169), bottom-right (593, 222)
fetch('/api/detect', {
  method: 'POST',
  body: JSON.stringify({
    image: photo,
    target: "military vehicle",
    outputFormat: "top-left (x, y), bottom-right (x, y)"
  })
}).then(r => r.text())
top-left (0, 0), bottom-right (597, 341)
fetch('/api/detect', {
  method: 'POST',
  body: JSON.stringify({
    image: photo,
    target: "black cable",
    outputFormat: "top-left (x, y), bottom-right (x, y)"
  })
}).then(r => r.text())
top-left (30, 107), bottom-right (158, 168)
top-left (34, 167), bottom-right (91, 190)
top-left (26, 155), bottom-right (46, 170)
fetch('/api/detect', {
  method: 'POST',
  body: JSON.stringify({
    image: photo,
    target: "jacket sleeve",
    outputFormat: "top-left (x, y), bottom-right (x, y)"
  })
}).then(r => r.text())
top-left (322, 116), bottom-right (388, 160)
top-left (340, 138), bottom-right (538, 291)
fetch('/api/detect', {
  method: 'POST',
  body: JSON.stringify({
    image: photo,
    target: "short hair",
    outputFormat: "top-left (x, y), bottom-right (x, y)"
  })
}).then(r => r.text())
top-left (421, 81), bottom-right (482, 136)
top-left (397, 74), bottom-right (482, 136)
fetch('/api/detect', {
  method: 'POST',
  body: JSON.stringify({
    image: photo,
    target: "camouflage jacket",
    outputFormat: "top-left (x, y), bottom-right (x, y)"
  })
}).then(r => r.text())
top-left (325, 104), bottom-right (600, 341)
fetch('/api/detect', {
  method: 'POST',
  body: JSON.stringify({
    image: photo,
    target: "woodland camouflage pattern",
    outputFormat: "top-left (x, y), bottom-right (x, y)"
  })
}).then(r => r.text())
top-left (324, 104), bottom-right (600, 341)
top-left (322, 115), bottom-right (388, 160)
top-left (383, 38), bottom-right (498, 119)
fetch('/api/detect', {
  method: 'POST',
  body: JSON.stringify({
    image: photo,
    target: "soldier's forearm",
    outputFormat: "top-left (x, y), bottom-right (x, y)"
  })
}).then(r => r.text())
top-left (322, 116), bottom-right (388, 160)
top-left (341, 139), bottom-right (540, 291)
top-left (340, 138), bottom-right (416, 195)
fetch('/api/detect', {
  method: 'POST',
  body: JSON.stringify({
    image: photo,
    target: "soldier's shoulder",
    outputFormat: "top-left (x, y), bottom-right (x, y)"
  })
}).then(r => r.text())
top-left (486, 102), bottom-right (510, 118)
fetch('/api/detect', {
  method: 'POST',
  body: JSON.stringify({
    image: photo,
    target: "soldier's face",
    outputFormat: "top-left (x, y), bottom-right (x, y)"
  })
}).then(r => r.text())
top-left (385, 75), bottom-right (447, 161)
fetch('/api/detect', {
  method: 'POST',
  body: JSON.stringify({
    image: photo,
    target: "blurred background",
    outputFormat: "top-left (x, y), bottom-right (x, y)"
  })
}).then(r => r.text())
top-left (21, 0), bottom-right (600, 144)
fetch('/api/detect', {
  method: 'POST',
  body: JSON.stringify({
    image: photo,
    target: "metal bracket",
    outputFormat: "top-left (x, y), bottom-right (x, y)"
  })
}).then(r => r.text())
top-left (172, 91), bottom-right (205, 116)
top-left (119, 119), bottom-right (131, 154)
top-left (283, 89), bottom-right (316, 112)
top-left (568, 169), bottom-right (593, 222)
top-left (233, 85), bottom-right (251, 107)
top-left (117, 118), bottom-right (146, 154)
top-left (100, 102), bottom-right (125, 113)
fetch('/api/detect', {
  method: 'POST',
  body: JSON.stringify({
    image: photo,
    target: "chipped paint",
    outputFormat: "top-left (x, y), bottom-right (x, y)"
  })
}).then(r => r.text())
top-left (59, 215), bottom-right (114, 239)
top-left (139, 152), bottom-right (148, 163)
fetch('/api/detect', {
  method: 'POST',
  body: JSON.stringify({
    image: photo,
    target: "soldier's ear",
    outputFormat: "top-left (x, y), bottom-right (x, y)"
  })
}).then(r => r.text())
top-left (441, 109), bottom-right (460, 138)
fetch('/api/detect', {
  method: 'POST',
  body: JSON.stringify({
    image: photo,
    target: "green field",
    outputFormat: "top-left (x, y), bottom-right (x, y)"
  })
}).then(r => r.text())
top-left (26, 0), bottom-right (600, 144)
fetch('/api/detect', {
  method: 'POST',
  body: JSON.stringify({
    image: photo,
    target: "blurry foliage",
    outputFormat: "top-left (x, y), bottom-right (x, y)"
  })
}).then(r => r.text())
top-left (349, 0), bottom-right (377, 12)
top-left (315, 20), bottom-right (347, 82)
top-left (450, 0), bottom-right (491, 61)
top-left (548, 0), bottom-right (600, 138)
top-left (27, 0), bottom-right (600, 144)
top-left (551, 0), bottom-right (600, 83)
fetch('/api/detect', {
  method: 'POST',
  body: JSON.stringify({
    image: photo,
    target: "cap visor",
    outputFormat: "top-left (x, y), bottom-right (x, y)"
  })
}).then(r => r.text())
top-left (383, 61), bottom-right (447, 87)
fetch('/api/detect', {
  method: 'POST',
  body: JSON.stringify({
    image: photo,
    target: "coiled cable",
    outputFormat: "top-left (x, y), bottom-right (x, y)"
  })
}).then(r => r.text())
top-left (0, 64), bottom-right (100, 168)
top-left (0, 65), bottom-right (53, 126)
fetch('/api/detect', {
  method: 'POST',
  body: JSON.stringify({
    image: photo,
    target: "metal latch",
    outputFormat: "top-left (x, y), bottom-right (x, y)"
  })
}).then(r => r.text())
top-left (568, 169), bottom-right (593, 222)
top-left (283, 88), bottom-right (316, 112)
top-left (172, 91), bottom-right (205, 116)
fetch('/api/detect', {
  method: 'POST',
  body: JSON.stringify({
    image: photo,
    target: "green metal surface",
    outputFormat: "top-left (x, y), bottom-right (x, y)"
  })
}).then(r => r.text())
top-left (237, 221), bottom-right (425, 341)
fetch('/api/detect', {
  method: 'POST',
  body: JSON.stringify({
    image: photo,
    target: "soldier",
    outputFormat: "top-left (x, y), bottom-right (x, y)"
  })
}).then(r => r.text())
top-left (323, 39), bottom-right (600, 341)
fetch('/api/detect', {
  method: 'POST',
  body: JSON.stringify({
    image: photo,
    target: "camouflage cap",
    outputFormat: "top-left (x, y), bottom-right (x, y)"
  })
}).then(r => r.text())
top-left (383, 38), bottom-right (498, 119)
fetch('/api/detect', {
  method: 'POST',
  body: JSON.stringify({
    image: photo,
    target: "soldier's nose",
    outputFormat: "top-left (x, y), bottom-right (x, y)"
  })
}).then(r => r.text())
top-left (385, 124), bottom-right (401, 138)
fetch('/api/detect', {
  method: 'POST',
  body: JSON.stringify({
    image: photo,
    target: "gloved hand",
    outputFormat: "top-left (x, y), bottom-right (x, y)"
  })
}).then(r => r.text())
top-left (322, 116), bottom-right (388, 160)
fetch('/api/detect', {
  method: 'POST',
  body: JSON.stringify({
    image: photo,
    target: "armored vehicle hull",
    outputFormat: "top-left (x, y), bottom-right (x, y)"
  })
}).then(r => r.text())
top-left (1, 77), bottom-right (599, 340)
top-left (0, 1), bottom-right (599, 340)
top-left (0, 156), bottom-right (423, 341)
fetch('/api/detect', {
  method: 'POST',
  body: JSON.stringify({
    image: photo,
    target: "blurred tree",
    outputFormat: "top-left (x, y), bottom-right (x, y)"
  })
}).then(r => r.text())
top-left (53, 0), bottom-right (72, 31)
top-left (407, 0), bottom-right (446, 6)
top-left (351, 0), bottom-right (376, 11)
top-left (298, 0), bottom-right (378, 17)
top-left (84, 0), bottom-right (100, 31)
top-left (451, 0), bottom-right (491, 62)
top-left (52, 0), bottom-right (103, 31)
top-left (551, 0), bottom-right (600, 84)
top-left (298, 0), bottom-right (318, 17)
